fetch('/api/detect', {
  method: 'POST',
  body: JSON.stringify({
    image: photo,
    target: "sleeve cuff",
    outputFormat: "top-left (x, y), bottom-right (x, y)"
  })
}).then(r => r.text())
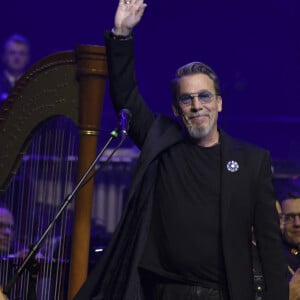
top-left (110, 28), bottom-right (133, 41)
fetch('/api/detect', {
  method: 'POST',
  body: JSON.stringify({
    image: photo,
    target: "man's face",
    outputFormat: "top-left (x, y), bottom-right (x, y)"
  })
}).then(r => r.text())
top-left (2, 41), bottom-right (30, 74)
top-left (0, 208), bottom-right (15, 252)
top-left (172, 73), bottom-right (222, 145)
top-left (282, 198), bottom-right (300, 247)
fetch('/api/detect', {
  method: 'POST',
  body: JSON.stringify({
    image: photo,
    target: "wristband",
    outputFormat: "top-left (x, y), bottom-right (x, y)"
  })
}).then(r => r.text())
top-left (111, 28), bottom-right (132, 41)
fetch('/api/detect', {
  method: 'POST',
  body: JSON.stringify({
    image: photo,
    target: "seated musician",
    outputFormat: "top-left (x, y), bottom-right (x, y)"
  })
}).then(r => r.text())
top-left (253, 196), bottom-right (300, 300)
top-left (0, 202), bottom-right (15, 257)
top-left (280, 192), bottom-right (300, 299)
top-left (0, 203), bottom-right (14, 300)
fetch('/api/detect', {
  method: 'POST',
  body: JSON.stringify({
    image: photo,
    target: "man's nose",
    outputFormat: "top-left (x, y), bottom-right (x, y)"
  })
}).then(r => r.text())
top-left (191, 96), bottom-right (204, 110)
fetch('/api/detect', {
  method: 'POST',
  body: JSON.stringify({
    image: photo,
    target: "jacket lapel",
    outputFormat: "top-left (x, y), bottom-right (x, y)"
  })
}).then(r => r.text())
top-left (130, 115), bottom-right (183, 189)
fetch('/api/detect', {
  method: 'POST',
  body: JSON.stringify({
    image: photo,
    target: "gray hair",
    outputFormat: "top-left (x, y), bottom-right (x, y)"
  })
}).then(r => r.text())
top-left (171, 61), bottom-right (220, 105)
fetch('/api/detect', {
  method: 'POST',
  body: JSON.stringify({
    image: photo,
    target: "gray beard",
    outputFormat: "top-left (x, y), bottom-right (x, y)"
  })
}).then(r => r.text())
top-left (186, 124), bottom-right (211, 140)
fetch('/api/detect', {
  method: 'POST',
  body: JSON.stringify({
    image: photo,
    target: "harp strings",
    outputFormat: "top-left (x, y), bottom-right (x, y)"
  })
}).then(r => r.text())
top-left (0, 116), bottom-right (78, 300)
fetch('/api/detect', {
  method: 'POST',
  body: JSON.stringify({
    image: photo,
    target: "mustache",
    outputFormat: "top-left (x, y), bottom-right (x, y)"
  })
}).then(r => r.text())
top-left (183, 112), bottom-right (208, 120)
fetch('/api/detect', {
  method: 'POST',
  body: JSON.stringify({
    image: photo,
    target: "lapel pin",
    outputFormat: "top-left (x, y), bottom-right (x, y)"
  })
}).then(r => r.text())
top-left (226, 160), bottom-right (239, 172)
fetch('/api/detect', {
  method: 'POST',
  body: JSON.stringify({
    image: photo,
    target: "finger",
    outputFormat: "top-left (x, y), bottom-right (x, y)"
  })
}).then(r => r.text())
top-left (136, 4), bottom-right (147, 18)
top-left (123, 0), bottom-right (145, 7)
top-left (120, 0), bottom-right (134, 5)
top-left (135, 0), bottom-right (146, 7)
top-left (119, 0), bottom-right (130, 6)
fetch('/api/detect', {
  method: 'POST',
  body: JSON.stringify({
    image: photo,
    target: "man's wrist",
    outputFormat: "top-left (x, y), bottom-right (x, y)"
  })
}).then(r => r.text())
top-left (111, 28), bottom-right (132, 40)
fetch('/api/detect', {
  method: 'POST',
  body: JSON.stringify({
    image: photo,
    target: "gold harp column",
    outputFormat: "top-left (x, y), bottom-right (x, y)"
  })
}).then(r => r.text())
top-left (68, 45), bottom-right (107, 300)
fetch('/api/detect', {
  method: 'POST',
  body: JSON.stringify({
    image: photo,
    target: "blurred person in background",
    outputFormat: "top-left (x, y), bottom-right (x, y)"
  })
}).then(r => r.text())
top-left (0, 202), bottom-right (15, 256)
top-left (281, 192), bottom-right (300, 277)
top-left (0, 34), bottom-right (30, 107)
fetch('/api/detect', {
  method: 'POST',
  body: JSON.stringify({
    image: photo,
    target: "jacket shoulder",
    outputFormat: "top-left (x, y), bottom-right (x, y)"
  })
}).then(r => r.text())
top-left (220, 129), bottom-right (270, 156)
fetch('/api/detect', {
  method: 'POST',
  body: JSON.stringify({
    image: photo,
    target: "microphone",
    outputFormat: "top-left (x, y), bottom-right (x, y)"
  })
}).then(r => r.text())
top-left (118, 108), bottom-right (132, 136)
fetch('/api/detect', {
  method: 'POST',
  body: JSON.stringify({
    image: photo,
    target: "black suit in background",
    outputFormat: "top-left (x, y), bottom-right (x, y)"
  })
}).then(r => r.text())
top-left (75, 33), bottom-right (289, 300)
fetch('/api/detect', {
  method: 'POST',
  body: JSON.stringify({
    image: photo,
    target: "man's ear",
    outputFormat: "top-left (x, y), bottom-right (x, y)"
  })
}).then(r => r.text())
top-left (217, 96), bottom-right (223, 112)
top-left (172, 104), bottom-right (180, 117)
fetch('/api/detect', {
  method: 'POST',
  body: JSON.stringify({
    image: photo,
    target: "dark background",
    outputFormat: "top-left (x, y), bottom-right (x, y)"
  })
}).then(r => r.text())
top-left (1, 0), bottom-right (300, 169)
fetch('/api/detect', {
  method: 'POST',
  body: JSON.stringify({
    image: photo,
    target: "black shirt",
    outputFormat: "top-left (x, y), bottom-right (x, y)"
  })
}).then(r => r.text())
top-left (140, 138), bottom-right (226, 289)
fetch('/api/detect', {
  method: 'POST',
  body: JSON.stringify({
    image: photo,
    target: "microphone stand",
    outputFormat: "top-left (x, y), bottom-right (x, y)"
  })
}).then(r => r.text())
top-left (3, 128), bottom-right (127, 298)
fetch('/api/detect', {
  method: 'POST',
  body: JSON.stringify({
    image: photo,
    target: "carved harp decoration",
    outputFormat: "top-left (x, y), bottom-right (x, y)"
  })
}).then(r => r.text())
top-left (0, 45), bottom-right (107, 299)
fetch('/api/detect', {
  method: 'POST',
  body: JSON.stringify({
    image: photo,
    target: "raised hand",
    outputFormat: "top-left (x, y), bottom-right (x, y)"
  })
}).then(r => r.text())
top-left (114, 0), bottom-right (147, 36)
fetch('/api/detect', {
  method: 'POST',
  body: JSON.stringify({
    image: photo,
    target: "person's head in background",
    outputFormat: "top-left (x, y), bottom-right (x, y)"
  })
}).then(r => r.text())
top-left (0, 202), bottom-right (15, 254)
top-left (1, 34), bottom-right (30, 78)
top-left (280, 192), bottom-right (300, 247)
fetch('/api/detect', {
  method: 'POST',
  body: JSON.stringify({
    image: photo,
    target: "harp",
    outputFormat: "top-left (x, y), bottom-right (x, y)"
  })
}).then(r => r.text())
top-left (0, 44), bottom-right (107, 299)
